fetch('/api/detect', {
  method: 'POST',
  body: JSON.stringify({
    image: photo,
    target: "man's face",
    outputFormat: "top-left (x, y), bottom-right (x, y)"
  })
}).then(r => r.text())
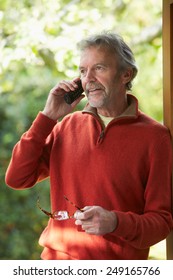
top-left (79, 46), bottom-right (127, 110)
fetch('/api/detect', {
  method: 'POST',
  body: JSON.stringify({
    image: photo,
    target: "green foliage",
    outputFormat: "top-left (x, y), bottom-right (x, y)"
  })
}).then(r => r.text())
top-left (0, 0), bottom-right (163, 259)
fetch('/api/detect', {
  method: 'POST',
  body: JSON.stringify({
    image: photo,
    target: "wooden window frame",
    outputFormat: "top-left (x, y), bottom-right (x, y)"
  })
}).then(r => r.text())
top-left (163, 0), bottom-right (173, 260)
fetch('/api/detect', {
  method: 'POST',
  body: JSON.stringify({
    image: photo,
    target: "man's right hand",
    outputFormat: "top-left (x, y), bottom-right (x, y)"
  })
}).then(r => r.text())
top-left (42, 77), bottom-right (85, 121)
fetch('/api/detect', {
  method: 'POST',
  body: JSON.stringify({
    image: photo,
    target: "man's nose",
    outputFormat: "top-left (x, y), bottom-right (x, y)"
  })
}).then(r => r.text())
top-left (84, 69), bottom-right (96, 83)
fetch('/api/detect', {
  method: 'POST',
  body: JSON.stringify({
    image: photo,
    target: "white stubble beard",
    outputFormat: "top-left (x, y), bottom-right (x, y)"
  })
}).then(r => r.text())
top-left (87, 90), bottom-right (107, 108)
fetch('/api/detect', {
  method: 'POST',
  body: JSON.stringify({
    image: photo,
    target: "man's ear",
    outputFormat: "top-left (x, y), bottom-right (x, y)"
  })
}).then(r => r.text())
top-left (122, 68), bottom-right (133, 85)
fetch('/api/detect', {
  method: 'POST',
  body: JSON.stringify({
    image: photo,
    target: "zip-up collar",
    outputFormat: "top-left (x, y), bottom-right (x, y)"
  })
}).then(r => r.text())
top-left (82, 94), bottom-right (139, 144)
top-left (82, 94), bottom-right (139, 123)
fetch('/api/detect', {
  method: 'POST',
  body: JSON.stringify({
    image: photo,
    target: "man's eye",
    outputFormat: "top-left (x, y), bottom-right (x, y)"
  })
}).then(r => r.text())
top-left (80, 69), bottom-right (86, 76)
top-left (96, 66), bottom-right (104, 71)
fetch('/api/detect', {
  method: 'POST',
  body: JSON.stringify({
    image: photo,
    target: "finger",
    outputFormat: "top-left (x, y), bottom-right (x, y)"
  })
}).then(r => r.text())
top-left (75, 220), bottom-right (97, 235)
top-left (74, 206), bottom-right (94, 220)
top-left (85, 229), bottom-right (98, 235)
top-left (82, 206), bottom-right (93, 211)
top-left (76, 219), bottom-right (93, 230)
top-left (49, 84), bottom-right (64, 96)
top-left (66, 79), bottom-right (83, 90)
top-left (81, 207), bottom-right (97, 220)
top-left (72, 77), bottom-right (81, 82)
top-left (59, 81), bottom-right (76, 92)
top-left (74, 211), bottom-right (85, 220)
top-left (81, 222), bottom-right (94, 230)
top-left (75, 219), bottom-right (82, 226)
top-left (82, 224), bottom-right (99, 235)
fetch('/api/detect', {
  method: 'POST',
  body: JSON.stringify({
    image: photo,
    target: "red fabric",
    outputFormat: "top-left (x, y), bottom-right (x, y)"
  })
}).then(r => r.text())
top-left (6, 95), bottom-right (173, 259)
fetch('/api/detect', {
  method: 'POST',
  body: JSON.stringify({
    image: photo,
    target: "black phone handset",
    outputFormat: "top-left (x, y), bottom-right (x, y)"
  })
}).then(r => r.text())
top-left (64, 80), bottom-right (84, 104)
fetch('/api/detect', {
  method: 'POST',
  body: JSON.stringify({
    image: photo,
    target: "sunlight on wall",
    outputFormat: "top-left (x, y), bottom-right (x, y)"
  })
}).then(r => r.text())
top-left (149, 240), bottom-right (166, 260)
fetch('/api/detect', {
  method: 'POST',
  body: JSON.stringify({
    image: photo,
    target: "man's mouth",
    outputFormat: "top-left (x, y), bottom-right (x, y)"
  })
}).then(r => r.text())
top-left (86, 83), bottom-right (104, 94)
top-left (88, 88), bottom-right (102, 92)
top-left (85, 82), bottom-right (105, 96)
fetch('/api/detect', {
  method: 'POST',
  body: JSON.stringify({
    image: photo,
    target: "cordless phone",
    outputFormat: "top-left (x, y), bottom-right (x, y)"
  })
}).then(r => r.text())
top-left (64, 80), bottom-right (84, 104)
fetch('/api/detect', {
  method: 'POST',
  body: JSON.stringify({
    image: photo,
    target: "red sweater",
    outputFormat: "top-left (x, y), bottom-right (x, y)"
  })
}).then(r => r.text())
top-left (5, 95), bottom-right (173, 260)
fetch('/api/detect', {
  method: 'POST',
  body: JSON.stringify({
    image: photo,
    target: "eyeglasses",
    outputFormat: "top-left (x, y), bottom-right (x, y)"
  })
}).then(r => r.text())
top-left (37, 195), bottom-right (83, 220)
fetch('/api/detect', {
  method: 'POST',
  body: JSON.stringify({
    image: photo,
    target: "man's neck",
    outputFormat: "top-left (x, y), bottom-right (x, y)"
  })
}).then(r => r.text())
top-left (97, 95), bottom-right (128, 118)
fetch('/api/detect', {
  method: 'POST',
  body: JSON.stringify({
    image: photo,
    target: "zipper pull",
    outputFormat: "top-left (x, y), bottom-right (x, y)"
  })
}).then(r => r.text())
top-left (98, 130), bottom-right (104, 143)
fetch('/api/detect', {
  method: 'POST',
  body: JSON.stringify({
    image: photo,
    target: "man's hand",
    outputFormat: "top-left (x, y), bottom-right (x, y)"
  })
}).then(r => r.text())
top-left (42, 77), bottom-right (84, 121)
top-left (74, 206), bottom-right (117, 235)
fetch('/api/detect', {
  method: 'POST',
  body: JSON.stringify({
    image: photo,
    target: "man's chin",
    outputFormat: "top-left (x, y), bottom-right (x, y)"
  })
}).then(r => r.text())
top-left (86, 91), bottom-right (106, 107)
top-left (88, 98), bottom-right (104, 108)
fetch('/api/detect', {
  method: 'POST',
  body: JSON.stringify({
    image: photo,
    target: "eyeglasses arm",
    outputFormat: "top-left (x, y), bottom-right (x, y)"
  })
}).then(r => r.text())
top-left (64, 195), bottom-right (84, 212)
top-left (37, 198), bottom-right (54, 218)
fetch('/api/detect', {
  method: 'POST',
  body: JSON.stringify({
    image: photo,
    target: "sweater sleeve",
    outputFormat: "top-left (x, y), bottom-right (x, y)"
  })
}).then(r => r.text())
top-left (105, 131), bottom-right (173, 249)
top-left (5, 112), bottom-right (57, 189)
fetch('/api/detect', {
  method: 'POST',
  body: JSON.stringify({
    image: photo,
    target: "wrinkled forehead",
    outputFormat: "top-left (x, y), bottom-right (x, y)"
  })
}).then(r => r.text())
top-left (79, 45), bottom-right (119, 67)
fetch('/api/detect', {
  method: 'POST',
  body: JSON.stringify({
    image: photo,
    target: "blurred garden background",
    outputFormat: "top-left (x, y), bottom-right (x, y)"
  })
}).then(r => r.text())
top-left (0, 0), bottom-right (166, 259)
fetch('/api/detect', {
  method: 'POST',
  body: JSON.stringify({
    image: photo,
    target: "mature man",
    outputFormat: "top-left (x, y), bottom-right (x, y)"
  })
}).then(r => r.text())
top-left (6, 32), bottom-right (173, 260)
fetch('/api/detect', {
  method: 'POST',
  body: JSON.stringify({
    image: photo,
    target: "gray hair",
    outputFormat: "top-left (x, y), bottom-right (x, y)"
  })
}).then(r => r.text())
top-left (78, 31), bottom-right (138, 90)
